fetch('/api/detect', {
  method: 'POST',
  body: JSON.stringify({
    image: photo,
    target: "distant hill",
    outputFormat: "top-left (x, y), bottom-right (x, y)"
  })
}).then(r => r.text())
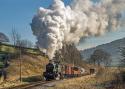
top-left (80, 37), bottom-right (125, 66)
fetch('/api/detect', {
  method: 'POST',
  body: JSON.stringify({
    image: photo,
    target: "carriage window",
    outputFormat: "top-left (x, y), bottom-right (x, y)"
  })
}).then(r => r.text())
top-left (73, 67), bottom-right (78, 71)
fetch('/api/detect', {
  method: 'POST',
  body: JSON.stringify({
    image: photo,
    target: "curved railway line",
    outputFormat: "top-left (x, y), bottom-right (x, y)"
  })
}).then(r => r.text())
top-left (3, 74), bottom-right (93, 89)
top-left (4, 80), bottom-right (56, 89)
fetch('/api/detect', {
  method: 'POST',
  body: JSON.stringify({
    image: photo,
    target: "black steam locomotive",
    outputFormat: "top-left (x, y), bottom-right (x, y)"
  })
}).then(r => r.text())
top-left (43, 60), bottom-right (62, 81)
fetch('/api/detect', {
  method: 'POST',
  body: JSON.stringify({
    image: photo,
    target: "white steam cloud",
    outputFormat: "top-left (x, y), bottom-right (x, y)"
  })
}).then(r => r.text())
top-left (31, 0), bottom-right (125, 59)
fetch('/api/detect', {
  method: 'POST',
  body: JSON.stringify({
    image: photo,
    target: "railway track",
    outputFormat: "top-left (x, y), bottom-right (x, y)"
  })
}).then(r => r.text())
top-left (3, 80), bottom-right (56, 89)
top-left (3, 74), bottom-right (92, 89)
top-left (3, 78), bottom-right (76, 89)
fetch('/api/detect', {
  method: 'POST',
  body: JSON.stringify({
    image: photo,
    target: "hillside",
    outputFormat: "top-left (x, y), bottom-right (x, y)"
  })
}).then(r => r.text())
top-left (0, 43), bottom-right (92, 88)
top-left (0, 54), bottom-right (48, 88)
top-left (81, 37), bottom-right (125, 66)
top-left (0, 43), bottom-right (49, 88)
top-left (7, 55), bottom-right (48, 80)
top-left (0, 42), bottom-right (41, 55)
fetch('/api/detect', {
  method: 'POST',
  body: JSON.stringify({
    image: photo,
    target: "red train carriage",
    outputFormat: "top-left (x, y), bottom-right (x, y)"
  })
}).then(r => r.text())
top-left (63, 64), bottom-right (82, 78)
top-left (64, 64), bottom-right (73, 77)
top-left (72, 66), bottom-right (81, 77)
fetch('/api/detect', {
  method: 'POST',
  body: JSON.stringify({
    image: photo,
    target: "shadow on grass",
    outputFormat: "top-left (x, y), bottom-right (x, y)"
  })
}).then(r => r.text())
top-left (22, 75), bottom-right (43, 83)
top-left (94, 72), bottom-right (125, 89)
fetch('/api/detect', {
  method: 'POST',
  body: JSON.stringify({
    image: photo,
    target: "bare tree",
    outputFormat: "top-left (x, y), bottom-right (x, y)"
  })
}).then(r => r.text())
top-left (11, 27), bottom-right (21, 46)
top-left (10, 28), bottom-right (22, 82)
top-left (89, 49), bottom-right (111, 66)
top-left (54, 44), bottom-right (83, 66)
top-left (10, 28), bottom-right (34, 82)
top-left (11, 28), bottom-right (33, 48)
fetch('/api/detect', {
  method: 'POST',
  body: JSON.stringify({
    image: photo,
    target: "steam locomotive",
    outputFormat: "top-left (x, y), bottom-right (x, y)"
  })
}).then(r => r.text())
top-left (43, 60), bottom-right (85, 81)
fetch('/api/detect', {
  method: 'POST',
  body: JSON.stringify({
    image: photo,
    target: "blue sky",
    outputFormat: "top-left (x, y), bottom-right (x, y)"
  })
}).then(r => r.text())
top-left (0, 0), bottom-right (125, 49)
top-left (0, 0), bottom-right (72, 45)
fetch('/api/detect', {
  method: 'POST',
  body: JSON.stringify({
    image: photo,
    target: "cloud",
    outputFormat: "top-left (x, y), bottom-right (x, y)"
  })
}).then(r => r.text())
top-left (31, 0), bottom-right (125, 59)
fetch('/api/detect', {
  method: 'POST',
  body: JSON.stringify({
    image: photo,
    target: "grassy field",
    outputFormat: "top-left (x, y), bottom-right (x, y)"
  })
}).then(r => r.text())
top-left (0, 54), bottom-right (48, 88)
top-left (49, 67), bottom-right (125, 89)
top-left (0, 43), bottom-right (47, 88)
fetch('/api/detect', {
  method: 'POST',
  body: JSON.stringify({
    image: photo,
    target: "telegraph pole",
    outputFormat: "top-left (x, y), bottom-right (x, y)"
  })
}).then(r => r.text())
top-left (19, 45), bottom-right (22, 82)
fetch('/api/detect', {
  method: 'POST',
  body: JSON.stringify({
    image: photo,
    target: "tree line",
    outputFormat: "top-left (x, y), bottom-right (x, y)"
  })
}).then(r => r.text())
top-left (11, 28), bottom-right (34, 48)
top-left (87, 49), bottom-right (112, 66)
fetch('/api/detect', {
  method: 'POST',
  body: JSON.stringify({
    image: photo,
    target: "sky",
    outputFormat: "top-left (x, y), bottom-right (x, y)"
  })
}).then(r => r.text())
top-left (0, 0), bottom-right (72, 45)
top-left (0, 0), bottom-right (125, 50)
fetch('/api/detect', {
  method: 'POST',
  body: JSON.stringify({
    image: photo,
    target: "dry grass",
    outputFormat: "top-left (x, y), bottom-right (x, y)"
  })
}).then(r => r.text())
top-left (0, 54), bottom-right (48, 88)
top-left (7, 55), bottom-right (48, 80)
top-left (49, 67), bottom-right (125, 89)
top-left (53, 75), bottom-right (97, 89)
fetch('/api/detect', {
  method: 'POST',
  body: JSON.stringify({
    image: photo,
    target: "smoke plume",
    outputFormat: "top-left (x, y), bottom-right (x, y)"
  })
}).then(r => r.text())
top-left (31, 0), bottom-right (125, 59)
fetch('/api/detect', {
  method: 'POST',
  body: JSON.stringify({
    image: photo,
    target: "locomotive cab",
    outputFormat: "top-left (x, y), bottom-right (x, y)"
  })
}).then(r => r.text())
top-left (43, 60), bottom-right (61, 81)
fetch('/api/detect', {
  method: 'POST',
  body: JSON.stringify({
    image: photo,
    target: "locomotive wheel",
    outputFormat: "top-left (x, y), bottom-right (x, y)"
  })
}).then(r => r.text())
top-left (55, 73), bottom-right (62, 80)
